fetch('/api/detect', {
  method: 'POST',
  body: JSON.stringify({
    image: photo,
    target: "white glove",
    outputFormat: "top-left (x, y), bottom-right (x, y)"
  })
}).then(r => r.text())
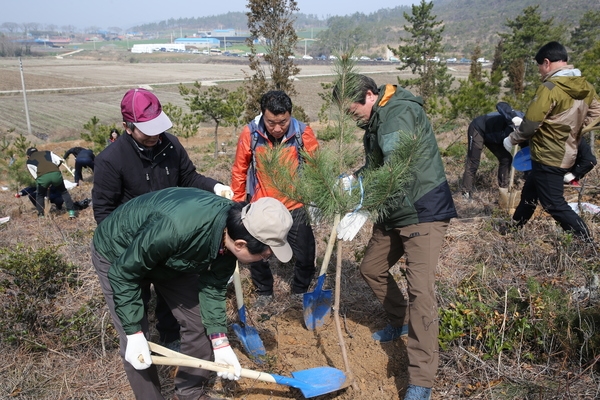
top-left (503, 136), bottom-right (513, 153)
top-left (340, 175), bottom-right (356, 192)
top-left (214, 183), bottom-right (233, 200)
top-left (564, 172), bottom-right (576, 184)
top-left (213, 344), bottom-right (241, 380)
top-left (63, 180), bottom-right (78, 190)
top-left (125, 332), bottom-right (152, 370)
top-left (337, 210), bottom-right (369, 241)
top-left (512, 116), bottom-right (523, 127)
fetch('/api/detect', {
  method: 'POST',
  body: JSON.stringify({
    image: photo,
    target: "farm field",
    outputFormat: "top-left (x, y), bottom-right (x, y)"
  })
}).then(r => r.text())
top-left (0, 55), bottom-right (429, 141)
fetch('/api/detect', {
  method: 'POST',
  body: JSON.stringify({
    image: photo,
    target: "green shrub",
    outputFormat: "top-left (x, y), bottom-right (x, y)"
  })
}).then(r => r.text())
top-left (441, 141), bottom-right (466, 158)
top-left (439, 273), bottom-right (575, 363)
top-left (0, 245), bottom-right (84, 349)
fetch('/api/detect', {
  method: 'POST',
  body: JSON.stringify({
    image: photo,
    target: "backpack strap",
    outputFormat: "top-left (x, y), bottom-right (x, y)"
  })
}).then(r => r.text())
top-left (293, 119), bottom-right (306, 166)
top-left (246, 120), bottom-right (261, 200)
top-left (246, 118), bottom-right (307, 198)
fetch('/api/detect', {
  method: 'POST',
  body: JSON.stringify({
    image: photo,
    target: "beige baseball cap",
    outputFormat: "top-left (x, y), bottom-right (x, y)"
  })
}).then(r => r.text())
top-left (241, 198), bottom-right (293, 262)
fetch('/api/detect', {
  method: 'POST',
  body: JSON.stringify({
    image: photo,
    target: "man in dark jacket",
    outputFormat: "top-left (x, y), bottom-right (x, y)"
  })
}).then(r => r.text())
top-left (92, 88), bottom-right (233, 350)
top-left (26, 147), bottom-right (77, 219)
top-left (92, 188), bottom-right (293, 399)
top-left (461, 103), bottom-right (524, 199)
top-left (63, 146), bottom-right (95, 185)
top-left (334, 74), bottom-right (457, 400)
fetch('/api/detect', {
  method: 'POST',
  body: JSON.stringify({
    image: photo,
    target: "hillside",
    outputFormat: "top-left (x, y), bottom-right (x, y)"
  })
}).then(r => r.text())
top-left (1, 56), bottom-right (600, 399)
top-left (130, 0), bottom-right (598, 59)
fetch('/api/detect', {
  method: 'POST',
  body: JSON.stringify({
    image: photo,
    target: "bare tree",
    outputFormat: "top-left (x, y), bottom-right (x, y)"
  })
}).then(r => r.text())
top-left (61, 25), bottom-right (76, 35)
top-left (1, 22), bottom-right (19, 35)
top-left (21, 23), bottom-right (40, 37)
top-left (244, 0), bottom-right (307, 121)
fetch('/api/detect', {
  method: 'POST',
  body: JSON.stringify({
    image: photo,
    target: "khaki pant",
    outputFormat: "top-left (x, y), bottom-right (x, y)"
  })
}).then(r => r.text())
top-left (359, 220), bottom-right (449, 388)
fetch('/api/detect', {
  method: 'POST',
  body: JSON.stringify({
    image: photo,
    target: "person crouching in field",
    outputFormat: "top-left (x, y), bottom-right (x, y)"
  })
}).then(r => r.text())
top-left (91, 187), bottom-right (293, 400)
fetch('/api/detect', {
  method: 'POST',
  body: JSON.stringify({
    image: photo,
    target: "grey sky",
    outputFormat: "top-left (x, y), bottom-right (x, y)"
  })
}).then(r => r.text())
top-left (3, 0), bottom-right (418, 31)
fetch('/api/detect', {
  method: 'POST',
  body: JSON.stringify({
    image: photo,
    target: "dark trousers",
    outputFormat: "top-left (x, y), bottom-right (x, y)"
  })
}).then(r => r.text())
top-left (74, 157), bottom-right (94, 184)
top-left (512, 161), bottom-right (591, 238)
top-left (141, 284), bottom-right (181, 343)
top-left (22, 186), bottom-right (63, 210)
top-left (250, 207), bottom-right (316, 295)
top-left (461, 125), bottom-right (512, 193)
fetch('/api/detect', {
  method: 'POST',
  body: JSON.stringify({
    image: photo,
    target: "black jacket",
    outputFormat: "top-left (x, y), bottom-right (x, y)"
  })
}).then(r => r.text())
top-left (92, 131), bottom-right (219, 224)
top-left (572, 139), bottom-right (597, 179)
top-left (471, 112), bottom-right (512, 144)
top-left (64, 147), bottom-right (94, 161)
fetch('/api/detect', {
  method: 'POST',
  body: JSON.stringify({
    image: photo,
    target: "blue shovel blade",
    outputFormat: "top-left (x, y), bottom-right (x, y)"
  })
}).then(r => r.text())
top-left (303, 274), bottom-right (332, 330)
top-left (513, 147), bottom-right (531, 171)
top-left (232, 304), bottom-right (266, 362)
top-left (271, 366), bottom-right (348, 398)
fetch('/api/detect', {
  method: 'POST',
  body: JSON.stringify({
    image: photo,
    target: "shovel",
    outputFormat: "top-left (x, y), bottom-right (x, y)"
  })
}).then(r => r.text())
top-left (303, 214), bottom-right (339, 330)
top-left (59, 157), bottom-right (75, 177)
top-left (499, 145), bottom-right (521, 215)
top-left (231, 262), bottom-right (266, 361)
top-left (147, 342), bottom-right (349, 398)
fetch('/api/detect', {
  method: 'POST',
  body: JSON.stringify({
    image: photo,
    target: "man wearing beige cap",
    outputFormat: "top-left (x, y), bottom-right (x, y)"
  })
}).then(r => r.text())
top-left (91, 187), bottom-right (293, 400)
top-left (93, 88), bottom-right (233, 351)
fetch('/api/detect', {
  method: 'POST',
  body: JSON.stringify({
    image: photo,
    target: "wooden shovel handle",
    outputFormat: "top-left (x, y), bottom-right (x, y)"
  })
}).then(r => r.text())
top-left (147, 342), bottom-right (277, 383)
top-left (508, 144), bottom-right (519, 191)
top-left (317, 214), bottom-right (340, 277)
top-left (232, 262), bottom-right (244, 310)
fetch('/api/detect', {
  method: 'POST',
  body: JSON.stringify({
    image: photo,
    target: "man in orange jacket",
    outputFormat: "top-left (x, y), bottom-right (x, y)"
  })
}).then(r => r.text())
top-left (231, 90), bottom-right (319, 306)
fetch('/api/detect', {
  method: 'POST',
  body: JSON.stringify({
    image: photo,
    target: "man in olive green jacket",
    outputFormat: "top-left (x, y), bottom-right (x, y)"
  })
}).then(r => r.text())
top-left (504, 42), bottom-right (600, 239)
top-left (92, 187), bottom-right (293, 400)
top-left (334, 74), bottom-right (456, 400)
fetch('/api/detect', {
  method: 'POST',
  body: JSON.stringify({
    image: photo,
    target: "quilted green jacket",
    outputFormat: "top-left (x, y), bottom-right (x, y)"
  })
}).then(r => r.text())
top-left (93, 187), bottom-right (236, 335)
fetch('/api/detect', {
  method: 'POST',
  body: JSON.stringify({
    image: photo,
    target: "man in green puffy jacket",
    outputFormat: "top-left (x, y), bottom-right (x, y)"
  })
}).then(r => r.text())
top-left (334, 74), bottom-right (457, 400)
top-left (504, 42), bottom-right (600, 240)
top-left (91, 187), bottom-right (293, 400)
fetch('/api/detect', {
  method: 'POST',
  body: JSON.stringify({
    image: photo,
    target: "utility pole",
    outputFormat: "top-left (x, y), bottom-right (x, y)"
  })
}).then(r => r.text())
top-left (18, 57), bottom-right (32, 135)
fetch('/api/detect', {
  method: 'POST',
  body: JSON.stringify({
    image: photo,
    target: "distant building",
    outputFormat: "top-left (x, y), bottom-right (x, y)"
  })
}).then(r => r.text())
top-left (174, 37), bottom-right (220, 48)
top-left (131, 43), bottom-right (185, 53)
top-left (212, 29), bottom-right (237, 36)
top-left (33, 37), bottom-right (71, 47)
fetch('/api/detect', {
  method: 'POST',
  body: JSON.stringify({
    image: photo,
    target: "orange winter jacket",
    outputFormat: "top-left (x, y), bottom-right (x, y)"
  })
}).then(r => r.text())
top-left (231, 117), bottom-right (318, 210)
